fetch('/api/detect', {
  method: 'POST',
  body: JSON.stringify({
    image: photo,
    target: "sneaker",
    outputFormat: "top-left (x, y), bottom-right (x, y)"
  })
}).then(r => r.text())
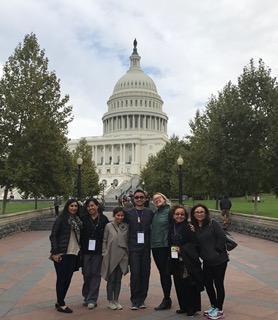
top-left (130, 303), bottom-right (139, 310)
top-left (87, 303), bottom-right (97, 309)
top-left (114, 301), bottom-right (123, 310)
top-left (82, 301), bottom-right (88, 307)
top-left (139, 302), bottom-right (146, 308)
top-left (207, 308), bottom-right (224, 319)
top-left (204, 306), bottom-right (215, 316)
top-left (108, 301), bottom-right (116, 310)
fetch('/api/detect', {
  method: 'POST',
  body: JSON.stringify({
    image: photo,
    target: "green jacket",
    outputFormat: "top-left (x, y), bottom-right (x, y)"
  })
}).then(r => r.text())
top-left (151, 204), bottom-right (171, 248)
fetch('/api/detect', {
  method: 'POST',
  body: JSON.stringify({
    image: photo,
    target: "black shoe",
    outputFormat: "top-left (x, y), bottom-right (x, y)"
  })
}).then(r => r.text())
top-left (154, 298), bottom-right (172, 310)
top-left (55, 303), bottom-right (59, 309)
top-left (57, 306), bottom-right (73, 313)
top-left (176, 309), bottom-right (187, 314)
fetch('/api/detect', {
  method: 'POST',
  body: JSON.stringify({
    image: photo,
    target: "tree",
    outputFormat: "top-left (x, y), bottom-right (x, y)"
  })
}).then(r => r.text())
top-left (71, 138), bottom-right (100, 199)
top-left (188, 58), bottom-right (278, 213)
top-left (0, 33), bottom-right (73, 213)
top-left (141, 135), bottom-right (188, 198)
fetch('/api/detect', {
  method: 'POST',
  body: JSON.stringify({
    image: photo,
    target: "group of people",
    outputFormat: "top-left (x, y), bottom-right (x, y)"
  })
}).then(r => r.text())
top-left (49, 190), bottom-right (229, 319)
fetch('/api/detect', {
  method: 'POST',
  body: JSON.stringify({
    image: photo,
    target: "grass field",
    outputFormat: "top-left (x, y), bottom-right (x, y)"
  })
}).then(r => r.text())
top-left (184, 194), bottom-right (278, 218)
top-left (1, 194), bottom-right (278, 218)
top-left (0, 201), bottom-right (54, 214)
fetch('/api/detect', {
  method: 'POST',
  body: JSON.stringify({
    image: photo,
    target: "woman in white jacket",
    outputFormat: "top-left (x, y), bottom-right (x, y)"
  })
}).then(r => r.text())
top-left (101, 207), bottom-right (129, 310)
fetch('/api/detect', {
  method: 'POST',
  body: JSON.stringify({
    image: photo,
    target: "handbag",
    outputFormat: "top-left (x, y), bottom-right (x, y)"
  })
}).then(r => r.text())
top-left (74, 251), bottom-right (83, 271)
top-left (74, 231), bottom-right (83, 271)
top-left (210, 219), bottom-right (238, 251)
top-left (224, 229), bottom-right (238, 251)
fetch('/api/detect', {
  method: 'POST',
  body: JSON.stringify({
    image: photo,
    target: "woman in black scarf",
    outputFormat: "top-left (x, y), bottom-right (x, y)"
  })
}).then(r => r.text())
top-left (49, 198), bottom-right (83, 313)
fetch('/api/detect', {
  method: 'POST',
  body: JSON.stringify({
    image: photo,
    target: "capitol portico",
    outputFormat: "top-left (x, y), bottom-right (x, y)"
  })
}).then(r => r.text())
top-left (68, 40), bottom-right (169, 187)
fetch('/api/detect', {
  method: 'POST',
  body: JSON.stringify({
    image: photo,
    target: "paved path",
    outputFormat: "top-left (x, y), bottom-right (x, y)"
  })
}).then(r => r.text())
top-left (0, 228), bottom-right (277, 320)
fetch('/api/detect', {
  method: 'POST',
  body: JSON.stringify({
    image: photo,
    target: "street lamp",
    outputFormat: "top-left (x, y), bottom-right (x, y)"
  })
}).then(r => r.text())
top-left (177, 155), bottom-right (184, 204)
top-left (142, 181), bottom-right (145, 190)
top-left (76, 157), bottom-right (83, 200)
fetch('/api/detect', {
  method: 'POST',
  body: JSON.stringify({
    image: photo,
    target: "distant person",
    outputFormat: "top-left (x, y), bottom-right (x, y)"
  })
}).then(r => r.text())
top-left (190, 204), bottom-right (229, 320)
top-left (80, 198), bottom-right (109, 309)
top-left (101, 207), bottom-right (129, 310)
top-left (124, 197), bottom-right (134, 210)
top-left (125, 189), bottom-right (154, 310)
top-left (128, 190), bottom-right (135, 204)
top-left (151, 192), bottom-right (173, 311)
top-left (49, 199), bottom-right (82, 313)
top-left (220, 195), bottom-right (232, 227)
top-left (144, 191), bottom-right (150, 208)
top-left (54, 196), bottom-right (61, 216)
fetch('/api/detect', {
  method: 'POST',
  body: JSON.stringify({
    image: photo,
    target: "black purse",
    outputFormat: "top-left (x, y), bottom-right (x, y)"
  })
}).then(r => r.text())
top-left (74, 232), bottom-right (83, 271)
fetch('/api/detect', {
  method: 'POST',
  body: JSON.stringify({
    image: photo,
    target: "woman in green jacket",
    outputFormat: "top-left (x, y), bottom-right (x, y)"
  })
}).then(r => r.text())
top-left (151, 192), bottom-right (173, 310)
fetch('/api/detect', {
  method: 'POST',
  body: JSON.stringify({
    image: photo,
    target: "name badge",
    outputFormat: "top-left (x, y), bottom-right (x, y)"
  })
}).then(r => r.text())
top-left (88, 239), bottom-right (96, 251)
top-left (137, 232), bottom-right (144, 244)
top-left (171, 246), bottom-right (179, 259)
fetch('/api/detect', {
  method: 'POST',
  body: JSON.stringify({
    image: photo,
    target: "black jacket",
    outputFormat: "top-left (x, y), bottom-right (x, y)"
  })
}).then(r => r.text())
top-left (50, 214), bottom-right (73, 254)
top-left (125, 207), bottom-right (154, 252)
top-left (80, 213), bottom-right (109, 255)
top-left (195, 219), bottom-right (229, 266)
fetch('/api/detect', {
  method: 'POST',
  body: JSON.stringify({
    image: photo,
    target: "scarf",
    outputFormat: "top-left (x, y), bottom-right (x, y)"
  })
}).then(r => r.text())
top-left (68, 215), bottom-right (83, 235)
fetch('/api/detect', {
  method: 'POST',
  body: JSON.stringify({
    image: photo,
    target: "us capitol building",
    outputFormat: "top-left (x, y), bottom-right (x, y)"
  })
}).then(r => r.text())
top-left (68, 40), bottom-right (169, 188)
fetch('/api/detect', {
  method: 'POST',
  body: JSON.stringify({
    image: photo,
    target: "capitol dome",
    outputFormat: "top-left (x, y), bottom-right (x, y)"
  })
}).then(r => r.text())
top-left (102, 39), bottom-right (168, 137)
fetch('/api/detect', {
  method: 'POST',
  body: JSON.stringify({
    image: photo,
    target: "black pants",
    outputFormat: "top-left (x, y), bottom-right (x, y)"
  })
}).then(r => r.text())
top-left (129, 251), bottom-right (151, 304)
top-left (203, 261), bottom-right (228, 310)
top-left (54, 254), bottom-right (76, 306)
top-left (172, 259), bottom-right (201, 313)
top-left (152, 247), bottom-right (172, 300)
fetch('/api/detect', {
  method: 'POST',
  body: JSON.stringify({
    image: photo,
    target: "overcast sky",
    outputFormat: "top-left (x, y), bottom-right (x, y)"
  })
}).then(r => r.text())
top-left (1, 0), bottom-right (278, 140)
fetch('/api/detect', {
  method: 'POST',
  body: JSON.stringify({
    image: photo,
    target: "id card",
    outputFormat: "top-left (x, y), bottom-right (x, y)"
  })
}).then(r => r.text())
top-left (171, 246), bottom-right (179, 259)
top-left (137, 232), bottom-right (144, 244)
top-left (88, 239), bottom-right (96, 251)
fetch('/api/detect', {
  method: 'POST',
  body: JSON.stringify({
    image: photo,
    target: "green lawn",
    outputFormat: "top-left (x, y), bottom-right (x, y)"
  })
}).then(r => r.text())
top-left (0, 201), bottom-right (55, 214)
top-left (1, 195), bottom-right (278, 218)
top-left (184, 194), bottom-right (278, 218)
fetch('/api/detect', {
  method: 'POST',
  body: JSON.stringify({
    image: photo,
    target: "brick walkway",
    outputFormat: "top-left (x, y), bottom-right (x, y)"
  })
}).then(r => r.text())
top-left (0, 227), bottom-right (277, 319)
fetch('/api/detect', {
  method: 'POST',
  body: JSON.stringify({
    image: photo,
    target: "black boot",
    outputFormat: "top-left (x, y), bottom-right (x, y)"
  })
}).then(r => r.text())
top-left (154, 298), bottom-right (172, 310)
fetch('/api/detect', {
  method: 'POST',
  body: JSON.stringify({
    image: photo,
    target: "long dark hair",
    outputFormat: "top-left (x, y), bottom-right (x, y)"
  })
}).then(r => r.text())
top-left (190, 203), bottom-right (211, 227)
top-left (60, 198), bottom-right (80, 220)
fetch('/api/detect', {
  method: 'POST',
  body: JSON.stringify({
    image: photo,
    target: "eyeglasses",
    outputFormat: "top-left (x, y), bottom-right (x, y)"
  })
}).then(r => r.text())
top-left (134, 196), bottom-right (145, 200)
top-left (194, 211), bottom-right (205, 214)
top-left (174, 213), bottom-right (185, 217)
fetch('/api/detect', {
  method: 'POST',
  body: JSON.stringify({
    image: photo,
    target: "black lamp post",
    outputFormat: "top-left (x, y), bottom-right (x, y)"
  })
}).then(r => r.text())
top-left (76, 157), bottom-right (83, 200)
top-left (177, 155), bottom-right (184, 204)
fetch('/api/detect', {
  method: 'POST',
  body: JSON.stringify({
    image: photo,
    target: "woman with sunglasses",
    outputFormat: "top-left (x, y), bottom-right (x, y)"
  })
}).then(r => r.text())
top-left (169, 205), bottom-right (203, 317)
top-left (190, 204), bottom-right (229, 320)
top-left (151, 192), bottom-right (173, 310)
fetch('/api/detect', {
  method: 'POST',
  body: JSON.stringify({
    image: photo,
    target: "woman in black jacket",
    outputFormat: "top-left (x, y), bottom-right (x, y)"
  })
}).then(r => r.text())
top-left (190, 204), bottom-right (229, 320)
top-left (169, 205), bottom-right (203, 317)
top-left (80, 198), bottom-right (109, 309)
top-left (49, 198), bottom-right (82, 313)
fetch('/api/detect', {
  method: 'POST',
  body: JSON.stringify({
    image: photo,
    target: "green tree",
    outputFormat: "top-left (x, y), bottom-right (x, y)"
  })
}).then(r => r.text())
top-left (188, 58), bottom-right (278, 213)
top-left (71, 138), bottom-right (100, 200)
top-left (141, 135), bottom-right (188, 198)
top-left (0, 33), bottom-right (73, 213)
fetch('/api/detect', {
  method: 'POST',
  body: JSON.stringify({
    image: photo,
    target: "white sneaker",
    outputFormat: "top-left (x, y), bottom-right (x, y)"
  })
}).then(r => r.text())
top-left (114, 301), bottom-right (123, 310)
top-left (204, 306), bottom-right (215, 316)
top-left (87, 303), bottom-right (97, 309)
top-left (108, 301), bottom-right (117, 310)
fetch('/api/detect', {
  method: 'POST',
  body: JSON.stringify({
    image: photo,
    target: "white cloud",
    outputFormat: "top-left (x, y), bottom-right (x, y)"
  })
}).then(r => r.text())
top-left (1, 0), bottom-right (278, 139)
